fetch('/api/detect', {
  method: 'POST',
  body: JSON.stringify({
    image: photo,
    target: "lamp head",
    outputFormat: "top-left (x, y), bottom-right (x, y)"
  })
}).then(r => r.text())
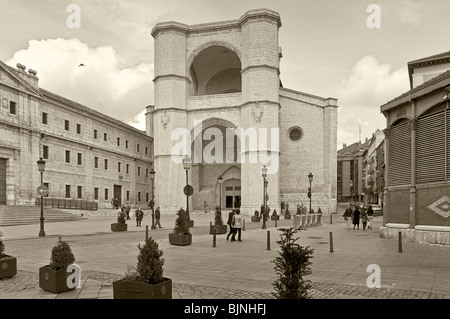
top-left (37, 157), bottom-right (46, 172)
top-left (261, 165), bottom-right (268, 178)
top-left (308, 172), bottom-right (313, 183)
top-left (182, 155), bottom-right (191, 170)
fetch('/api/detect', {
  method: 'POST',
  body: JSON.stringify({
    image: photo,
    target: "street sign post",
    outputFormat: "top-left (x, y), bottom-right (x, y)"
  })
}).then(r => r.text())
top-left (37, 185), bottom-right (49, 197)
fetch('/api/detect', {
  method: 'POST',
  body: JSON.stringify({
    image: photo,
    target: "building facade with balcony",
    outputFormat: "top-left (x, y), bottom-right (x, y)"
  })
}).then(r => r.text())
top-left (0, 60), bottom-right (153, 209)
top-left (147, 9), bottom-right (338, 215)
top-left (380, 50), bottom-right (450, 246)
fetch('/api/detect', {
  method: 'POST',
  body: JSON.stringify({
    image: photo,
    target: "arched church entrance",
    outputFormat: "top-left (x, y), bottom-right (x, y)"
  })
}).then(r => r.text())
top-left (190, 119), bottom-right (241, 211)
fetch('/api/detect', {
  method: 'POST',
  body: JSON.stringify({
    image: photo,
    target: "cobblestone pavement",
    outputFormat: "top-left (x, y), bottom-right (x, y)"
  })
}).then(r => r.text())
top-left (1, 210), bottom-right (449, 300)
top-left (0, 270), bottom-right (446, 299)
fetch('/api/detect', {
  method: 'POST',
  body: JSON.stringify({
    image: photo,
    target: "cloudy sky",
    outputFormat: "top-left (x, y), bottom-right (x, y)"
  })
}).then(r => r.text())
top-left (1, 0), bottom-right (449, 149)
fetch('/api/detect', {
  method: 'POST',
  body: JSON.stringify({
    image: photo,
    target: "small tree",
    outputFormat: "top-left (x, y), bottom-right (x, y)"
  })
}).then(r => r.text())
top-left (214, 206), bottom-right (224, 226)
top-left (136, 237), bottom-right (164, 284)
top-left (272, 227), bottom-right (314, 299)
top-left (50, 237), bottom-right (76, 270)
top-left (0, 231), bottom-right (5, 259)
top-left (173, 208), bottom-right (190, 235)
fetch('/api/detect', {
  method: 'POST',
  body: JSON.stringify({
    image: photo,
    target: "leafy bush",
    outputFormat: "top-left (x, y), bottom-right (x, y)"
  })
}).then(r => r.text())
top-left (254, 211), bottom-right (260, 217)
top-left (0, 231), bottom-right (5, 258)
top-left (214, 206), bottom-right (224, 226)
top-left (50, 237), bottom-right (76, 270)
top-left (117, 209), bottom-right (126, 224)
top-left (272, 228), bottom-right (314, 299)
top-left (317, 208), bottom-right (322, 215)
top-left (272, 209), bottom-right (278, 218)
top-left (173, 208), bottom-right (190, 235)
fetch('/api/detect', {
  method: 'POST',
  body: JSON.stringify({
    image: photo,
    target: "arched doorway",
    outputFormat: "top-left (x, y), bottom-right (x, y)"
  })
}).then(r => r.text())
top-left (190, 121), bottom-right (241, 211)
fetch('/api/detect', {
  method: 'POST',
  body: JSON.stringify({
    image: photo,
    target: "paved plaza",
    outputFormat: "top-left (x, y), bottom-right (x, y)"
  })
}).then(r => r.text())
top-left (0, 206), bottom-right (449, 299)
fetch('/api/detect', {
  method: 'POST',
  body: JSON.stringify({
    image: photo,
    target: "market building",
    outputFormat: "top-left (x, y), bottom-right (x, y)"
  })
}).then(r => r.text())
top-left (380, 50), bottom-right (450, 245)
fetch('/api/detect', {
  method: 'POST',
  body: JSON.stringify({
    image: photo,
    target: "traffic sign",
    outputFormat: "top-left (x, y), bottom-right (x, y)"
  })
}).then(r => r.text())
top-left (37, 185), bottom-right (49, 197)
top-left (183, 185), bottom-right (194, 196)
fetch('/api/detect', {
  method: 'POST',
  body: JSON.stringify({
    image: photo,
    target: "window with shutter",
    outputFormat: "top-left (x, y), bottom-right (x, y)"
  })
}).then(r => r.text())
top-left (416, 110), bottom-right (445, 184)
top-left (388, 119), bottom-right (411, 186)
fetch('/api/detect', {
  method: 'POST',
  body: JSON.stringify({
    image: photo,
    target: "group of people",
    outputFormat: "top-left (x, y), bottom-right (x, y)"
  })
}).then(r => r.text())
top-left (226, 209), bottom-right (243, 242)
top-left (343, 203), bottom-right (374, 230)
top-left (115, 200), bottom-right (162, 228)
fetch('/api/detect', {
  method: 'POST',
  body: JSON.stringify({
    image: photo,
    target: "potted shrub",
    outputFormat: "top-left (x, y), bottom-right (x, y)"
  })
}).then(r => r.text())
top-left (284, 202), bottom-right (291, 220)
top-left (251, 210), bottom-right (261, 222)
top-left (169, 208), bottom-right (192, 246)
top-left (271, 209), bottom-right (280, 221)
top-left (0, 231), bottom-right (17, 280)
top-left (210, 206), bottom-right (227, 235)
top-left (39, 237), bottom-right (76, 294)
top-left (113, 236), bottom-right (172, 299)
top-left (272, 227), bottom-right (314, 299)
top-left (111, 209), bottom-right (128, 232)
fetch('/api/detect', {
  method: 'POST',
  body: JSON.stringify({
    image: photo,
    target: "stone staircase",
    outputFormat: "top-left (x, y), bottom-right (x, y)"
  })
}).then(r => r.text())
top-left (0, 205), bottom-right (87, 227)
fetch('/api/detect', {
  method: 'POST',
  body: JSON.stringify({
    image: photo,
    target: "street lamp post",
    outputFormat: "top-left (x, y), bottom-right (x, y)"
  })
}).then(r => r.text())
top-left (150, 168), bottom-right (155, 229)
top-left (261, 166), bottom-right (268, 230)
top-left (183, 155), bottom-right (191, 220)
top-left (218, 175), bottom-right (223, 214)
top-left (308, 173), bottom-right (313, 214)
top-left (350, 180), bottom-right (354, 204)
top-left (37, 157), bottom-right (46, 237)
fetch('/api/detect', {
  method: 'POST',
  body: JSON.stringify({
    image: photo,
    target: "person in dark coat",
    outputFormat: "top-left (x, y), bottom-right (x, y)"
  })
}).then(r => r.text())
top-left (230, 209), bottom-right (243, 242)
top-left (343, 203), bottom-right (353, 230)
top-left (226, 210), bottom-right (235, 241)
top-left (155, 206), bottom-right (162, 228)
top-left (353, 205), bottom-right (361, 230)
top-left (135, 208), bottom-right (144, 227)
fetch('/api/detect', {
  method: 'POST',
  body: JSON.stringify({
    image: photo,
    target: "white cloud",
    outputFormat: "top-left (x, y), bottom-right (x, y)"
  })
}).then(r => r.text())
top-left (333, 55), bottom-right (409, 148)
top-left (6, 38), bottom-right (153, 127)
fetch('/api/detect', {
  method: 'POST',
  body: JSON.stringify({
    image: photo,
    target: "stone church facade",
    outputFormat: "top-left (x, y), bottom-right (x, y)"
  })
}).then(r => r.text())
top-left (147, 9), bottom-right (338, 215)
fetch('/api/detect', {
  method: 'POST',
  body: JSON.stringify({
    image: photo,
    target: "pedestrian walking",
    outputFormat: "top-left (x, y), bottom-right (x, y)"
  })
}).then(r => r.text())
top-left (361, 209), bottom-right (368, 231)
top-left (230, 209), bottom-right (243, 242)
top-left (226, 209), bottom-right (235, 241)
top-left (353, 205), bottom-right (361, 230)
top-left (125, 202), bottom-right (131, 220)
top-left (135, 208), bottom-right (144, 227)
top-left (367, 204), bottom-right (374, 229)
top-left (343, 203), bottom-right (353, 230)
top-left (155, 206), bottom-right (162, 228)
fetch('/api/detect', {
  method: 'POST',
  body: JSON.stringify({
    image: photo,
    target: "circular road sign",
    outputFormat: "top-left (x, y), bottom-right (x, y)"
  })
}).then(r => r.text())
top-left (37, 185), bottom-right (49, 197)
top-left (183, 185), bottom-right (194, 196)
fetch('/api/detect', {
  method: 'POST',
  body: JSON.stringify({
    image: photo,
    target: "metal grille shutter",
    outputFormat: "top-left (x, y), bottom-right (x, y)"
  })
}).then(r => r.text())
top-left (388, 121), bottom-right (411, 186)
top-left (447, 110), bottom-right (450, 181)
top-left (416, 111), bottom-right (445, 184)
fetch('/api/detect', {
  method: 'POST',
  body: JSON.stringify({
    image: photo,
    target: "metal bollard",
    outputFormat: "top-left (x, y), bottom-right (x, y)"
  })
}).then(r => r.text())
top-left (213, 227), bottom-right (216, 248)
top-left (145, 225), bottom-right (148, 242)
top-left (267, 231), bottom-right (271, 251)
top-left (398, 231), bottom-right (402, 253)
top-left (329, 232), bottom-right (334, 253)
top-left (275, 218), bottom-right (277, 228)
top-left (243, 219), bottom-right (245, 231)
top-left (210, 221), bottom-right (212, 234)
top-left (330, 214), bottom-right (333, 224)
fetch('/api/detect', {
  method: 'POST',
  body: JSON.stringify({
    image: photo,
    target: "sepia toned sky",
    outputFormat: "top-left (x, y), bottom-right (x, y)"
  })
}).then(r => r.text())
top-left (1, 0), bottom-right (449, 149)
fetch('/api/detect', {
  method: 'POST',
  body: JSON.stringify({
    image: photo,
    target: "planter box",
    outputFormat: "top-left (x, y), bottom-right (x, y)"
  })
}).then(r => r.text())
top-left (251, 216), bottom-right (261, 222)
top-left (169, 233), bottom-right (192, 246)
top-left (210, 224), bottom-right (228, 235)
top-left (39, 265), bottom-right (75, 294)
top-left (113, 278), bottom-right (172, 299)
top-left (0, 255), bottom-right (17, 279)
top-left (111, 223), bottom-right (128, 232)
top-left (284, 214), bottom-right (292, 220)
